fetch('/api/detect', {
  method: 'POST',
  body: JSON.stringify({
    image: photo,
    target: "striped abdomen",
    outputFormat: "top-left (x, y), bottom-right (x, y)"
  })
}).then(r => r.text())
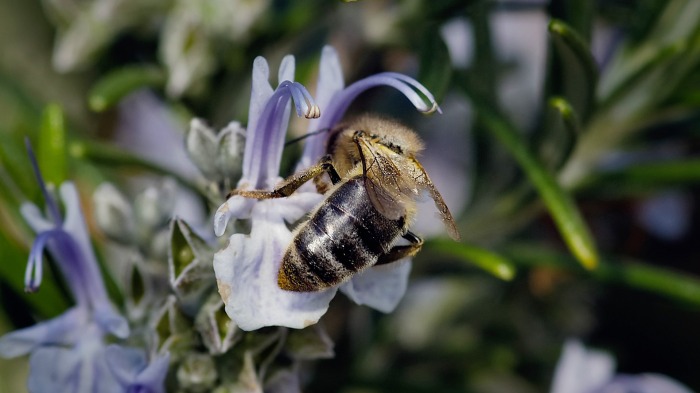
top-left (279, 176), bottom-right (406, 292)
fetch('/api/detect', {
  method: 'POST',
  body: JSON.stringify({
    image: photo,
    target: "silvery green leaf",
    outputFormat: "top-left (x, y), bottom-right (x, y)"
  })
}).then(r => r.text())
top-left (169, 218), bottom-right (215, 315)
top-left (195, 294), bottom-right (241, 355)
top-left (176, 353), bottom-right (218, 393)
top-left (151, 295), bottom-right (194, 358)
top-left (124, 256), bottom-right (148, 320)
top-left (186, 118), bottom-right (220, 179)
top-left (216, 121), bottom-right (246, 183)
top-left (122, 253), bottom-right (169, 323)
top-left (169, 217), bottom-right (214, 276)
top-left (93, 182), bottom-right (135, 244)
top-left (284, 325), bottom-right (334, 360)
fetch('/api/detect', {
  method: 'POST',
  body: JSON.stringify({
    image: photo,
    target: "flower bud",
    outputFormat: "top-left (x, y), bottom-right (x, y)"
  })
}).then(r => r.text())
top-left (186, 118), bottom-right (219, 179)
top-left (216, 121), bottom-right (246, 183)
top-left (134, 178), bottom-right (177, 232)
top-left (93, 183), bottom-right (135, 244)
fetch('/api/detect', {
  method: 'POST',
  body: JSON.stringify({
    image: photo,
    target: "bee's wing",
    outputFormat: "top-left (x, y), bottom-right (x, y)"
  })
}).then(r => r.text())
top-left (411, 159), bottom-right (461, 241)
top-left (357, 139), bottom-right (416, 220)
top-left (364, 168), bottom-right (409, 220)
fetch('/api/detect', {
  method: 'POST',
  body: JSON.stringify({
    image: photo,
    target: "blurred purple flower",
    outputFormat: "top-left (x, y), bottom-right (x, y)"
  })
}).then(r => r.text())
top-left (550, 340), bottom-right (695, 393)
top-left (213, 46), bottom-right (441, 331)
top-left (0, 149), bottom-right (168, 393)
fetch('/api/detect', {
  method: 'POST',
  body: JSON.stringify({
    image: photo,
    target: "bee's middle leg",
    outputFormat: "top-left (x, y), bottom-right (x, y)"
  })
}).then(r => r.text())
top-left (375, 231), bottom-right (424, 266)
top-left (227, 155), bottom-right (341, 199)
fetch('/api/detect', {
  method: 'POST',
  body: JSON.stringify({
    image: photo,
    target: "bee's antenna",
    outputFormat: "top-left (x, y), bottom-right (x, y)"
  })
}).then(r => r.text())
top-left (285, 127), bottom-right (331, 147)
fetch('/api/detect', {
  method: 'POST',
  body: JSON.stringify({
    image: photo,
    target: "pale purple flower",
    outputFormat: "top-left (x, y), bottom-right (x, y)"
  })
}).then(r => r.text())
top-left (107, 346), bottom-right (171, 393)
top-left (0, 148), bottom-right (168, 393)
top-left (551, 340), bottom-right (695, 393)
top-left (213, 46), bottom-right (441, 330)
top-left (213, 55), bottom-right (330, 331)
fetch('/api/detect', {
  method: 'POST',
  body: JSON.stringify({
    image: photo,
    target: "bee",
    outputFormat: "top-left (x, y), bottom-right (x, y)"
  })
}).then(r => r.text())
top-left (231, 115), bottom-right (460, 291)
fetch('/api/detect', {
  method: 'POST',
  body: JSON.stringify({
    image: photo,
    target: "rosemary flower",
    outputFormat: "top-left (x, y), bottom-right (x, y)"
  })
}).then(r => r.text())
top-left (214, 46), bottom-right (440, 331)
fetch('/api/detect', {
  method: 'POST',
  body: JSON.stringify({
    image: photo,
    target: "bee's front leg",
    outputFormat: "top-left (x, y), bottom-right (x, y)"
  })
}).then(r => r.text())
top-left (226, 155), bottom-right (341, 200)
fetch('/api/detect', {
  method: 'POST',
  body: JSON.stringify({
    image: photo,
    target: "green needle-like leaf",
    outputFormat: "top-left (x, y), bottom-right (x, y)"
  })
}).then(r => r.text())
top-left (88, 65), bottom-right (165, 112)
top-left (549, 97), bottom-right (581, 137)
top-left (478, 107), bottom-right (599, 270)
top-left (598, 41), bottom-right (685, 110)
top-left (429, 239), bottom-right (516, 281)
top-left (538, 97), bottom-right (581, 170)
top-left (38, 104), bottom-right (67, 186)
top-left (505, 243), bottom-right (700, 306)
top-left (577, 159), bottom-right (700, 197)
top-left (548, 19), bottom-right (599, 122)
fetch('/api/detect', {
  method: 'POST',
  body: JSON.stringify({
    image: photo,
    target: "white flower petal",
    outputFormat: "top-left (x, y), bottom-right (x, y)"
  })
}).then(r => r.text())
top-left (278, 54), bottom-right (295, 84)
top-left (550, 340), bottom-right (615, 393)
top-left (341, 259), bottom-right (412, 313)
top-left (214, 195), bottom-right (255, 236)
top-left (316, 46), bottom-right (345, 105)
top-left (247, 56), bottom-right (273, 144)
top-left (213, 201), bottom-right (336, 331)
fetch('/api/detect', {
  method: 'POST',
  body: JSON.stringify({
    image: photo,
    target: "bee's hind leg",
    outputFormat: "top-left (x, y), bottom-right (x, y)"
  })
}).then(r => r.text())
top-left (227, 155), bottom-right (341, 199)
top-left (375, 231), bottom-right (424, 266)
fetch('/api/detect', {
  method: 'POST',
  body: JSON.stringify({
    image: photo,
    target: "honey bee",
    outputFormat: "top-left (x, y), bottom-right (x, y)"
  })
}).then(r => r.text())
top-left (231, 115), bottom-right (460, 291)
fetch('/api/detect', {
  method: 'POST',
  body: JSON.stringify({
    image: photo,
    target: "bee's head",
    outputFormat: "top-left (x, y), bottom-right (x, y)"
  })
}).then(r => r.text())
top-left (327, 114), bottom-right (425, 164)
